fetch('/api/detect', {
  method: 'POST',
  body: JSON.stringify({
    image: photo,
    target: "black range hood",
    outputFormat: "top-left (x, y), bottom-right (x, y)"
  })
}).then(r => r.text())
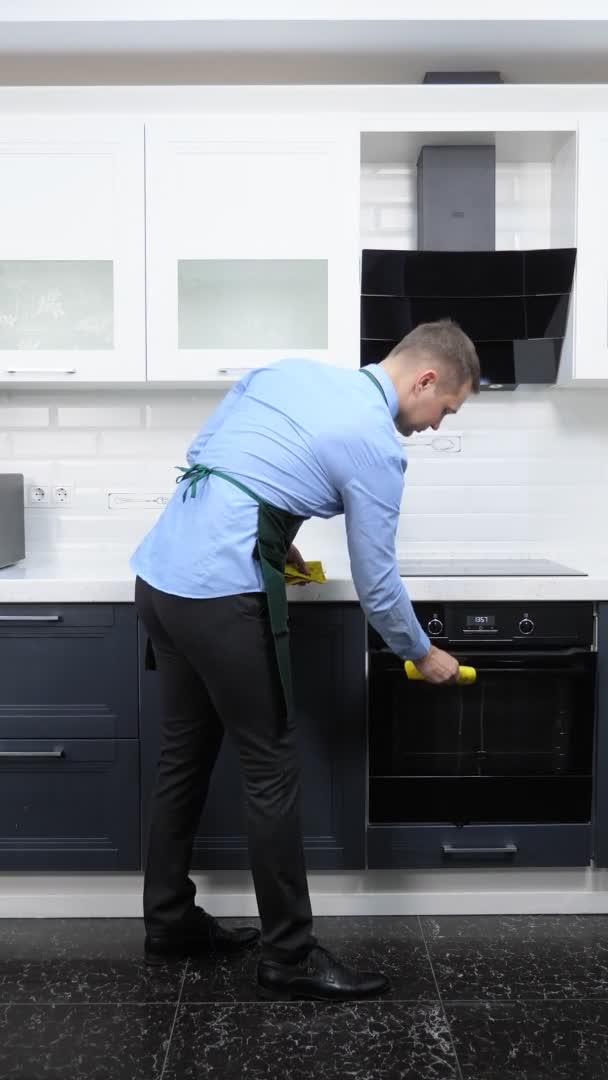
top-left (360, 141), bottom-right (576, 390)
top-left (360, 248), bottom-right (576, 390)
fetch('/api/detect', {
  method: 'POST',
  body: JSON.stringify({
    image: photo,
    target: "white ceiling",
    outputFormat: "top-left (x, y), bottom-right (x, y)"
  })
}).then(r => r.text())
top-left (1, 10), bottom-right (608, 84)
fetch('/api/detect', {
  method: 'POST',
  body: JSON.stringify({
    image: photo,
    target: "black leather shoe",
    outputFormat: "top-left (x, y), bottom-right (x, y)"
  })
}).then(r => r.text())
top-left (257, 945), bottom-right (390, 1001)
top-left (145, 909), bottom-right (260, 966)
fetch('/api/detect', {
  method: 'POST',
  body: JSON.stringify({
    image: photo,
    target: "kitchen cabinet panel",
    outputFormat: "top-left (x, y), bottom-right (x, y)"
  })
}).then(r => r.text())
top-left (0, 738), bottom-right (140, 870)
top-left (145, 118), bottom-right (359, 382)
top-left (0, 119), bottom-right (145, 384)
top-left (0, 604), bottom-right (138, 739)
top-left (368, 824), bottom-right (591, 869)
top-left (568, 118), bottom-right (608, 382)
top-left (0, 603), bottom-right (140, 869)
top-left (139, 603), bottom-right (367, 871)
top-left (593, 603), bottom-right (608, 867)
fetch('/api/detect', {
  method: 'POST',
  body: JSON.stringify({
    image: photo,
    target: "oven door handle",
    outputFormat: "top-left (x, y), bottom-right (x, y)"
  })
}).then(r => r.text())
top-left (442, 843), bottom-right (518, 858)
top-left (370, 647), bottom-right (590, 659)
top-left (449, 648), bottom-right (588, 659)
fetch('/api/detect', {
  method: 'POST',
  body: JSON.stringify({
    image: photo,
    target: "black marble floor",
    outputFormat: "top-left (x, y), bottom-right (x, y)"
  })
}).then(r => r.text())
top-left (3, 914), bottom-right (608, 1078)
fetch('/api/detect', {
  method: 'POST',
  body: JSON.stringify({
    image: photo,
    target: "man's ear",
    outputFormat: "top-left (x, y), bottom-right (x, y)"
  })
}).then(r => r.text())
top-left (417, 369), bottom-right (439, 392)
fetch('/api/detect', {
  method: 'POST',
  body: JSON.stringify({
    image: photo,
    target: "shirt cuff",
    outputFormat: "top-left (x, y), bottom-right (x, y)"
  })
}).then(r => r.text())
top-left (409, 627), bottom-right (431, 662)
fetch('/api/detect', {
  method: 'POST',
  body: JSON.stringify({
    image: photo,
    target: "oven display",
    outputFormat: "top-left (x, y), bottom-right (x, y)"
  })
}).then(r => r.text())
top-left (466, 614), bottom-right (496, 628)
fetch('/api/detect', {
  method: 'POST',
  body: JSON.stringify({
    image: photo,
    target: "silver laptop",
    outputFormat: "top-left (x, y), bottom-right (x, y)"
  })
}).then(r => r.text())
top-left (0, 474), bottom-right (25, 568)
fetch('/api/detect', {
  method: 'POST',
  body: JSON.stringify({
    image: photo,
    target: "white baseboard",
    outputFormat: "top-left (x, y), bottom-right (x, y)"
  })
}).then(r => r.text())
top-left (3, 868), bottom-right (608, 917)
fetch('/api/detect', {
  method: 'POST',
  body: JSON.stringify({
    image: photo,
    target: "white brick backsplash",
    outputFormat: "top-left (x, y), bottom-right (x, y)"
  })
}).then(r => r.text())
top-left (361, 160), bottom-right (552, 251)
top-left (404, 484), bottom-right (589, 517)
top-left (0, 407), bottom-right (49, 428)
top-left (460, 428), bottom-right (601, 460)
top-left (12, 431), bottom-right (99, 458)
top-left (0, 384), bottom-right (604, 553)
top-left (23, 510), bottom-right (57, 550)
top-left (0, 460), bottom-right (53, 487)
top-left (56, 512), bottom-right (160, 546)
top-left (51, 460), bottom-right (176, 488)
top-left (399, 513), bottom-right (571, 544)
top-left (378, 205), bottom-right (412, 232)
top-left (57, 406), bottom-right (144, 428)
top-left (407, 457), bottom-right (607, 487)
top-left (99, 431), bottom-right (187, 458)
top-left (146, 397), bottom-right (218, 430)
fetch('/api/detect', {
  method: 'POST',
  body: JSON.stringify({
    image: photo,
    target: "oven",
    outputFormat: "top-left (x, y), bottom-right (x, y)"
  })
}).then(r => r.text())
top-left (367, 602), bottom-right (597, 867)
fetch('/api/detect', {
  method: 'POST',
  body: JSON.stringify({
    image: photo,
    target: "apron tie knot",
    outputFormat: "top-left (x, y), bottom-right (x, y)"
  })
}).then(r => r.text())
top-left (176, 463), bottom-right (213, 502)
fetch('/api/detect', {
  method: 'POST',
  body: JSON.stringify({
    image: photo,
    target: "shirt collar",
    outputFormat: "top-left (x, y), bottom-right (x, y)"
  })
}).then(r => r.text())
top-left (370, 364), bottom-right (399, 420)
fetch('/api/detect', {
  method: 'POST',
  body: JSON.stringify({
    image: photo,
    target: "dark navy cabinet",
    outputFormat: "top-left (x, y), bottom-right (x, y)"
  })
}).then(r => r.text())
top-left (4, 597), bottom-right (607, 875)
top-left (140, 602), bottom-right (367, 871)
top-left (0, 604), bottom-right (140, 870)
top-left (594, 603), bottom-right (608, 868)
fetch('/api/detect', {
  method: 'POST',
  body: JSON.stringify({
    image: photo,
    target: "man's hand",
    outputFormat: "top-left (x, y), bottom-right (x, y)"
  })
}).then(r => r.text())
top-left (286, 543), bottom-right (310, 578)
top-left (414, 644), bottom-right (460, 685)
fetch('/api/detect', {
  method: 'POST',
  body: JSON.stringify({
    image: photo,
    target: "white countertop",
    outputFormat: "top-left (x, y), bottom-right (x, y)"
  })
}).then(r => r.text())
top-left (1, 546), bottom-right (608, 603)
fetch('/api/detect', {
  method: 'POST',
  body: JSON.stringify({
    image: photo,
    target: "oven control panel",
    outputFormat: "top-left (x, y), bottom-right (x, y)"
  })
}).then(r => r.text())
top-left (402, 602), bottom-right (594, 649)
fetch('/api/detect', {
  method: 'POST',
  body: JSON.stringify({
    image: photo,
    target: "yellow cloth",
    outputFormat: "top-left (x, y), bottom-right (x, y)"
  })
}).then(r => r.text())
top-left (284, 560), bottom-right (327, 585)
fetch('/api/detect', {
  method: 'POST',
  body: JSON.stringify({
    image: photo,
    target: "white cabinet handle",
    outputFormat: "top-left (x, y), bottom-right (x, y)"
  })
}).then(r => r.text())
top-left (4, 367), bottom-right (77, 375)
top-left (216, 367), bottom-right (253, 375)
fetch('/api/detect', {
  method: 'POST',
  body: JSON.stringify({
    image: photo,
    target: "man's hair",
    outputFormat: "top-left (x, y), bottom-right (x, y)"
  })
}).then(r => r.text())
top-left (388, 318), bottom-right (480, 394)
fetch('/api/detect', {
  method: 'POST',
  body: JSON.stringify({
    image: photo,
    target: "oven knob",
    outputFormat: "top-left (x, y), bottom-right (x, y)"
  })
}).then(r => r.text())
top-left (519, 617), bottom-right (535, 636)
top-left (427, 617), bottom-right (444, 636)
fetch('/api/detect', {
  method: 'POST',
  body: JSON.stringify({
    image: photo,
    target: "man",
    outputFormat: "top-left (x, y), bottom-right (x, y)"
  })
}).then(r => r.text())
top-left (131, 317), bottom-right (479, 1001)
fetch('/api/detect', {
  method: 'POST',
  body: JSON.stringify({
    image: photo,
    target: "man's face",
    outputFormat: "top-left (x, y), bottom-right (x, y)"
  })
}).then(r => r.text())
top-left (396, 369), bottom-right (471, 438)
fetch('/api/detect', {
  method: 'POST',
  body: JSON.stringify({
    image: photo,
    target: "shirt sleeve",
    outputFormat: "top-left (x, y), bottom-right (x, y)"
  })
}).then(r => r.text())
top-left (186, 369), bottom-right (259, 465)
top-left (341, 459), bottom-right (431, 661)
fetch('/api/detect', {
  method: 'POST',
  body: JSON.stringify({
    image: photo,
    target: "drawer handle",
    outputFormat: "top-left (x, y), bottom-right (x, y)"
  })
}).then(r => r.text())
top-left (4, 368), bottom-right (77, 375)
top-left (0, 616), bottom-right (62, 623)
top-left (0, 748), bottom-right (65, 759)
top-left (216, 367), bottom-right (253, 375)
top-left (442, 843), bottom-right (518, 857)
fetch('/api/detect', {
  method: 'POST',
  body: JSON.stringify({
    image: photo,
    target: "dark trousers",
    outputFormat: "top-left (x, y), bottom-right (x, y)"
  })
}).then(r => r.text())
top-left (135, 576), bottom-right (316, 961)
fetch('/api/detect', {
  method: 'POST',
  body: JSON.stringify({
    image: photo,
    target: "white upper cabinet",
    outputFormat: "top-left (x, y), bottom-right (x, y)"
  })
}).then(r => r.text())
top-left (0, 120), bottom-right (144, 384)
top-left (567, 117), bottom-right (608, 382)
top-left (145, 118), bottom-right (360, 382)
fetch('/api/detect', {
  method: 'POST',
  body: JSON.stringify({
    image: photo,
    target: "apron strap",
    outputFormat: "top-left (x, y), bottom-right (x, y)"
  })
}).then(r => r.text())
top-left (360, 366), bottom-right (390, 407)
top-left (176, 463), bottom-right (262, 505)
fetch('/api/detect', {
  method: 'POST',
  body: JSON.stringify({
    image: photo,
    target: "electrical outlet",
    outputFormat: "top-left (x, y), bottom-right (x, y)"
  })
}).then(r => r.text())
top-left (27, 484), bottom-right (50, 507)
top-left (51, 484), bottom-right (73, 506)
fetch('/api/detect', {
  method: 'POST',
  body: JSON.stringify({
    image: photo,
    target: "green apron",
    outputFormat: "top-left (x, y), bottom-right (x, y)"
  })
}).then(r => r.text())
top-left (176, 464), bottom-right (306, 715)
top-left (176, 367), bottom-right (389, 715)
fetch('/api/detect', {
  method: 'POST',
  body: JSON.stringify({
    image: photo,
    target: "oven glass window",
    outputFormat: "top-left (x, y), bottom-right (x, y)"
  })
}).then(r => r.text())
top-left (369, 656), bottom-right (595, 825)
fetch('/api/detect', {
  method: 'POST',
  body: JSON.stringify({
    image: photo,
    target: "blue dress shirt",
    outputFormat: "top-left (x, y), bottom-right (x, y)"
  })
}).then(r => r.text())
top-left (130, 359), bottom-right (430, 660)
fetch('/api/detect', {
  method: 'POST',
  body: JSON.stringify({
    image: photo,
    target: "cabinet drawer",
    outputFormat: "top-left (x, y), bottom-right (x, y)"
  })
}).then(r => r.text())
top-left (0, 604), bottom-right (137, 738)
top-left (0, 738), bottom-right (140, 870)
top-left (0, 604), bottom-right (117, 627)
top-left (367, 824), bottom-right (592, 869)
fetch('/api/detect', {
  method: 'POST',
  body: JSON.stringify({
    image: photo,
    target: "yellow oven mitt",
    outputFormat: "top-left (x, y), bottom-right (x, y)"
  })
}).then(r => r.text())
top-left (285, 561), bottom-right (327, 585)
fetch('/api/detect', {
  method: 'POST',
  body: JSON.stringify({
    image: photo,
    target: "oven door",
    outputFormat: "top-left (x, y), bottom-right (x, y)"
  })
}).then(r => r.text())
top-left (369, 648), bottom-right (595, 825)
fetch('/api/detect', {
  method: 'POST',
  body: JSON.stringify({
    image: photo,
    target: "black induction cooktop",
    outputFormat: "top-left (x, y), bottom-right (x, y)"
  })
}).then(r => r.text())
top-left (398, 558), bottom-right (587, 577)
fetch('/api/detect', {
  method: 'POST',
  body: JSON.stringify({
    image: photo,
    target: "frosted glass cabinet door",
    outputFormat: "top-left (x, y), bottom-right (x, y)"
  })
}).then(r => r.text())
top-left (0, 120), bottom-right (144, 383)
top-left (145, 119), bottom-right (359, 381)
